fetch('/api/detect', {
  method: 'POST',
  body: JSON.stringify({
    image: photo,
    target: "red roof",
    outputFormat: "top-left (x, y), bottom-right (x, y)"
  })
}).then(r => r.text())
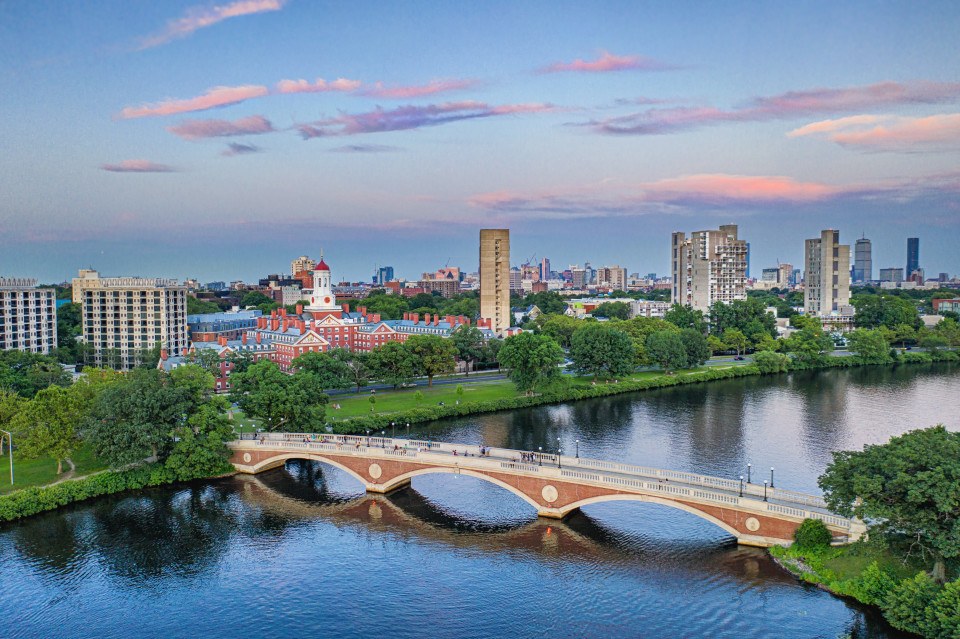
top-left (315, 259), bottom-right (330, 271)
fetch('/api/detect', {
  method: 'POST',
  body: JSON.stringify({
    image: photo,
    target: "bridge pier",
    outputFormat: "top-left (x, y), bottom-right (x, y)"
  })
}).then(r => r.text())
top-left (537, 506), bottom-right (578, 520)
top-left (366, 478), bottom-right (411, 494)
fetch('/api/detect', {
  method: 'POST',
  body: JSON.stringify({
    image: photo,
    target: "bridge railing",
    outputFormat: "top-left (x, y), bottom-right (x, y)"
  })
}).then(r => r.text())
top-left (233, 432), bottom-right (837, 522)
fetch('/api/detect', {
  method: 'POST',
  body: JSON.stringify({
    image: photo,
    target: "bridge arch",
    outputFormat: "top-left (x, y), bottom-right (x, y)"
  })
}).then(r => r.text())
top-left (247, 453), bottom-right (370, 488)
top-left (559, 494), bottom-right (744, 540)
top-left (382, 467), bottom-right (544, 511)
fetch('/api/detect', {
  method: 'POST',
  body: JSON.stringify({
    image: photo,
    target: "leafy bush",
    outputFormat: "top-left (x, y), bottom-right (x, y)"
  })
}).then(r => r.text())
top-left (754, 351), bottom-right (790, 373)
top-left (794, 518), bottom-right (833, 550)
top-left (882, 572), bottom-right (941, 636)
top-left (928, 579), bottom-right (960, 639)
top-left (851, 562), bottom-right (898, 606)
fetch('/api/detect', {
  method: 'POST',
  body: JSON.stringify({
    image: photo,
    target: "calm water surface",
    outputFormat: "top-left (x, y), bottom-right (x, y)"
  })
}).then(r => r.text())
top-left (3, 364), bottom-right (959, 639)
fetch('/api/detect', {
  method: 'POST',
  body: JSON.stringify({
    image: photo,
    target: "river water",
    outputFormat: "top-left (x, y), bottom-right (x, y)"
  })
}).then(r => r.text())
top-left (3, 364), bottom-right (959, 639)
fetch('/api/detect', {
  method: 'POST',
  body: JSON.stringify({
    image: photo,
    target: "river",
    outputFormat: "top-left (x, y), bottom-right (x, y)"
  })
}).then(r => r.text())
top-left (2, 363), bottom-right (959, 638)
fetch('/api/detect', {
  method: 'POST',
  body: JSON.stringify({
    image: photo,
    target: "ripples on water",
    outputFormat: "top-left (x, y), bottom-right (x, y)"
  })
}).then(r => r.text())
top-left (5, 365), bottom-right (955, 639)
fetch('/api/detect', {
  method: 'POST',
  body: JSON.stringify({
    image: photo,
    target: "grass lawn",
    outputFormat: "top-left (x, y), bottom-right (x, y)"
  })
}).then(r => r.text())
top-left (822, 542), bottom-right (927, 582)
top-left (0, 444), bottom-right (108, 495)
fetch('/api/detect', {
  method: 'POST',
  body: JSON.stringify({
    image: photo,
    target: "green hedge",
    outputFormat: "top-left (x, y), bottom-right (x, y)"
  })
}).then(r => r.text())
top-left (332, 352), bottom-right (958, 434)
top-left (0, 463), bottom-right (211, 523)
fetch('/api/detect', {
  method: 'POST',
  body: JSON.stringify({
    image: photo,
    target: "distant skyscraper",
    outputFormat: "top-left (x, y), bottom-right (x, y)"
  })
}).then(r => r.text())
top-left (906, 237), bottom-right (920, 276)
top-left (853, 237), bottom-right (872, 282)
top-left (479, 229), bottom-right (510, 335)
top-left (291, 255), bottom-right (315, 277)
top-left (804, 229), bottom-right (850, 316)
top-left (671, 224), bottom-right (748, 312)
top-left (375, 266), bottom-right (394, 286)
top-left (879, 267), bottom-right (904, 283)
top-left (540, 257), bottom-right (551, 280)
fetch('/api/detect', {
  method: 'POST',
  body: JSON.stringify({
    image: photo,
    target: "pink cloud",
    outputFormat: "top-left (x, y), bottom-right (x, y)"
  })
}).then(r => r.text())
top-left (788, 113), bottom-right (960, 151)
top-left (221, 142), bottom-right (262, 156)
top-left (541, 51), bottom-right (673, 73)
top-left (100, 160), bottom-right (177, 173)
top-left (138, 0), bottom-right (286, 49)
top-left (642, 174), bottom-right (838, 203)
top-left (118, 85), bottom-right (268, 119)
top-left (361, 79), bottom-right (478, 99)
top-left (298, 100), bottom-right (555, 138)
top-left (591, 81), bottom-right (960, 135)
top-left (167, 115), bottom-right (275, 140)
top-left (275, 77), bottom-right (362, 94)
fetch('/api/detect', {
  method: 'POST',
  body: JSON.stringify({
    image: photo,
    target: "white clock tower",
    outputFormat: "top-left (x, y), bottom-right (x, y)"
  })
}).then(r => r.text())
top-left (307, 252), bottom-right (339, 314)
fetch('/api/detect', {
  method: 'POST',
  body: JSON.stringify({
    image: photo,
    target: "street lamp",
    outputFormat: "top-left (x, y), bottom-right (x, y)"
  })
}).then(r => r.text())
top-left (0, 429), bottom-right (12, 485)
top-left (538, 446), bottom-right (542, 466)
top-left (763, 480), bottom-right (768, 502)
top-left (575, 439), bottom-right (580, 459)
top-left (391, 421), bottom-right (396, 438)
top-left (381, 431), bottom-right (386, 448)
top-left (406, 422), bottom-right (410, 438)
top-left (770, 467), bottom-right (775, 488)
top-left (365, 430), bottom-right (370, 447)
top-left (557, 448), bottom-right (562, 469)
top-left (739, 475), bottom-right (744, 497)
top-left (747, 463), bottom-right (752, 484)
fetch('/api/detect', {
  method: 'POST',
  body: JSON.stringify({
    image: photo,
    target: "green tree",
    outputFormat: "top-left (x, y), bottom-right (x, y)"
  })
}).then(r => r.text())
top-left (569, 323), bottom-right (635, 379)
top-left (186, 295), bottom-right (221, 314)
top-left (679, 328), bottom-right (711, 367)
top-left (184, 348), bottom-right (224, 378)
top-left (928, 578), bottom-right (960, 638)
top-left (363, 294), bottom-right (409, 320)
top-left (930, 317), bottom-right (960, 347)
top-left (881, 572), bottom-right (940, 636)
top-left (450, 325), bottom-right (485, 376)
top-left (85, 368), bottom-right (193, 466)
top-left (793, 518), bottom-right (832, 550)
top-left (645, 331), bottom-right (688, 373)
top-left (852, 295), bottom-right (921, 330)
top-left (405, 335), bottom-right (457, 386)
top-left (456, 384), bottom-right (464, 402)
top-left (9, 385), bottom-right (83, 474)
top-left (846, 328), bottom-right (893, 364)
top-left (611, 317), bottom-right (679, 366)
top-left (664, 304), bottom-right (707, 333)
top-left (292, 351), bottom-right (352, 391)
top-left (722, 328), bottom-right (749, 357)
top-left (54, 301), bottom-right (83, 364)
top-left (169, 363), bottom-right (217, 406)
top-left (497, 332), bottom-right (565, 394)
top-left (368, 395), bottom-right (377, 413)
top-left (332, 349), bottom-right (372, 393)
top-left (538, 314), bottom-right (584, 349)
top-left (229, 360), bottom-right (327, 432)
top-left (367, 342), bottom-right (418, 388)
top-left (784, 324), bottom-right (834, 364)
top-left (240, 291), bottom-right (275, 308)
top-left (819, 426), bottom-right (960, 583)
top-left (753, 350), bottom-right (789, 373)
top-left (414, 390), bottom-right (424, 405)
top-left (522, 291), bottom-right (567, 315)
top-left (0, 350), bottom-right (71, 398)
top-left (164, 397), bottom-right (234, 480)
top-left (893, 323), bottom-right (918, 348)
top-left (593, 302), bottom-right (631, 320)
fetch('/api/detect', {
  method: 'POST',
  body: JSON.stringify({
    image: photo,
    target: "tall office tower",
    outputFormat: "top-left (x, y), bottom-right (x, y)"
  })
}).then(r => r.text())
top-left (479, 229), bottom-right (510, 335)
top-left (291, 255), bottom-right (316, 277)
top-left (906, 237), bottom-right (920, 277)
top-left (540, 257), bottom-right (551, 281)
top-left (0, 278), bottom-right (57, 354)
top-left (853, 237), bottom-right (872, 282)
top-left (803, 230), bottom-right (850, 316)
top-left (375, 266), bottom-right (394, 286)
top-left (778, 263), bottom-right (794, 287)
top-left (879, 267), bottom-right (904, 283)
top-left (671, 224), bottom-right (748, 312)
top-left (73, 270), bottom-right (188, 370)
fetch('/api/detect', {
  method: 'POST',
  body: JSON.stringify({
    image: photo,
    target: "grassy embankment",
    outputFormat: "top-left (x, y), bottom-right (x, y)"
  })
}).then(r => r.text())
top-left (0, 445), bottom-right (107, 496)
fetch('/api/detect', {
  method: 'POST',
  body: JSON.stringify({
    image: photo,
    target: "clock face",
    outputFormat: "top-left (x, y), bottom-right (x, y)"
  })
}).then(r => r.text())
top-left (324, 296), bottom-right (331, 304)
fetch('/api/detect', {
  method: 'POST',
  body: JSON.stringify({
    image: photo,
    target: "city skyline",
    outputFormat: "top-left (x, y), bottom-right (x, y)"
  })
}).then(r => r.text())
top-left (2, 1), bottom-right (959, 282)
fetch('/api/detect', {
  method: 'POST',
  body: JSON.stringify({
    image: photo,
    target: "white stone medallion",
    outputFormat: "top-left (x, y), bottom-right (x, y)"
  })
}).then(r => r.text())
top-left (745, 517), bottom-right (761, 532)
top-left (541, 485), bottom-right (559, 503)
top-left (368, 463), bottom-right (383, 480)
top-left (243, 452), bottom-right (252, 464)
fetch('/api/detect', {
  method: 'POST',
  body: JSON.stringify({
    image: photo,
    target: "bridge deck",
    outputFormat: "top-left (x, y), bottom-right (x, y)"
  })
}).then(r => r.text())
top-left (233, 432), bottom-right (860, 539)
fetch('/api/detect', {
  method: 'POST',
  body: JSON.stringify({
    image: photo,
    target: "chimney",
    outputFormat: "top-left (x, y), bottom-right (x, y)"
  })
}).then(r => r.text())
top-left (342, 303), bottom-right (350, 314)
top-left (282, 318), bottom-right (289, 332)
top-left (219, 335), bottom-right (228, 347)
top-left (403, 312), bottom-right (408, 321)
top-left (465, 317), bottom-right (471, 326)
top-left (271, 318), bottom-right (280, 331)
top-left (255, 332), bottom-right (262, 344)
top-left (300, 322), bottom-right (307, 335)
top-left (242, 333), bottom-right (248, 345)
top-left (434, 315), bottom-right (440, 326)
top-left (372, 314), bottom-right (380, 323)
top-left (160, 349), bottom-right (168, 360)
top-left (446, 315), bottom-right (454, 326)
top-left (411, 313), bottom-right (419, 324)
top-left (296, 304), bottom-right (303, 315)
top-left (424, 313), bottom-right (431, 324)
top-left (271, 309), bottom-right (277, 318)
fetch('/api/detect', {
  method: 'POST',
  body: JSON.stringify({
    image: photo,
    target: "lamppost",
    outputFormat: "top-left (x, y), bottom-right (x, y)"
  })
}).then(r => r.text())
top-left (406, 422), bottom-right (410, 438)
top-left (538, 446), bottom-right (542, 466)
top-left (739, 475), bottom-right (744, 497)
top-left (763, 480), bottom-right (768, 502)
top-left (747, 463), bottom-right (752, 484)
top-left (0, 429), bottom-right (12, 486)
top-left (575, 439), bottom-right (580, 459)
top-left (556, 438), bottom-right (561, 467)
top-left (381, 431), bottom-right (386, 448)
top-left (365, 430), bottom-right (370, 447)
top-left (770, 467), bottom-right (775, 488)
top-left (391, 421), bottom-right (396, 439)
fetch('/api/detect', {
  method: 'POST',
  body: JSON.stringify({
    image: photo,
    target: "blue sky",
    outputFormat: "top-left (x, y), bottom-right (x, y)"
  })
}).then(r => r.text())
top-left (1, 1), bottom-right (958, 283)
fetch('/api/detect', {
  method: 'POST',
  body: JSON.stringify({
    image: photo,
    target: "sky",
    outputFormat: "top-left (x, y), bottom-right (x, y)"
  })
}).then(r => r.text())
top-left (1, 0), bottom-right (959, 284)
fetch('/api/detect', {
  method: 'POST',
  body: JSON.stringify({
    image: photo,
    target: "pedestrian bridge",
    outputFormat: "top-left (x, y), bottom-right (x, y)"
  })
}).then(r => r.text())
top-left (228, 433), bottom-right (865, 547)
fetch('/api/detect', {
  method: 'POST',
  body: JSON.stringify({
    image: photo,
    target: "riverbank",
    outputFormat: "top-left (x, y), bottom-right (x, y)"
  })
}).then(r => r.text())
top-left (329, 350), bottom-right (959, 434)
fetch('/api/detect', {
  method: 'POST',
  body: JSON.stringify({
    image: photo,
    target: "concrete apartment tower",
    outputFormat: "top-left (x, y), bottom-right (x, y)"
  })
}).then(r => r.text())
top-left (671, 224), bottom-right (748, 312)
top-left (853, 237), bottom-right (872, 282)
top-left (479, 229), bottom-right (510, 335)
top-left (804, 230), bottom-right (850, 316)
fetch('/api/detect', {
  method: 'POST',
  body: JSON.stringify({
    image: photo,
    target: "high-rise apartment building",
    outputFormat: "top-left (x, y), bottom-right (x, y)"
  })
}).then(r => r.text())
top-left (0, 278), bottom-right (57, 354)
top-left (73, 270), bottom-right (188, 370)
top-left (804, 230), bottom-right (850, 316)
top-left (906, 237), bottom-right (920, 277)
top-left (853, 237), bottom-right (872, 282)
top-left (509, 267), bottom-right (523, 294)
top-left (671, 224), bottom-right (748, 312)
top-left (596, 266), bottom-right (628, 290)
top-left (291, 255), bottom-right (316, 277)
top-left (479, 229), bottom-right (510, 335)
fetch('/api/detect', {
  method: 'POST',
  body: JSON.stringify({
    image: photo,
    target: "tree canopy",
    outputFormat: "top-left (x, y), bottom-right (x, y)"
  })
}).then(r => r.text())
top-left (569, 323), bottom-right (635, 379)
top-left (645, 331), bottom-right (688, 373)
top-left (497, 332), bottom-right (565, 394)
top-left (405, 334), bottom-right (457, 386)
top-left (228, 360), bottom-right (327, 432)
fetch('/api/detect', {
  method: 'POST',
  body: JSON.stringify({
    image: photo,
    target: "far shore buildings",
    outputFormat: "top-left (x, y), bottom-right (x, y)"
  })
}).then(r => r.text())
top-left (0, 278), bottom-right (57, 354)
top-left (803, 229), bottom-right (851, 317)
top-left (72, 269), bottom-right (188, 371)
top-left (671, 224), bottom-right (748, 312)
top-left (479, 229), bottom-right (511, 335)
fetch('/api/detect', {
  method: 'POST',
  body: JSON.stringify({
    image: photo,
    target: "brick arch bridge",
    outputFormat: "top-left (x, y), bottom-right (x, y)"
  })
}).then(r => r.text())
top-left (229, 433), bottom-right (865, 548)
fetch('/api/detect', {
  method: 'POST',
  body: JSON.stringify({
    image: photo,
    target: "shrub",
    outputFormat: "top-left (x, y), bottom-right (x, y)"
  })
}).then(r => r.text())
top-left (928, 578), bottom-right (960, 639)
top-left (851, 562), bottom-right (898, 606)
top-left (754, 351), bottom-right (790, 373)
top-left (794, 518), bottom-right (833, 550)
top-left (882, 572), bottom-right (941, 637)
